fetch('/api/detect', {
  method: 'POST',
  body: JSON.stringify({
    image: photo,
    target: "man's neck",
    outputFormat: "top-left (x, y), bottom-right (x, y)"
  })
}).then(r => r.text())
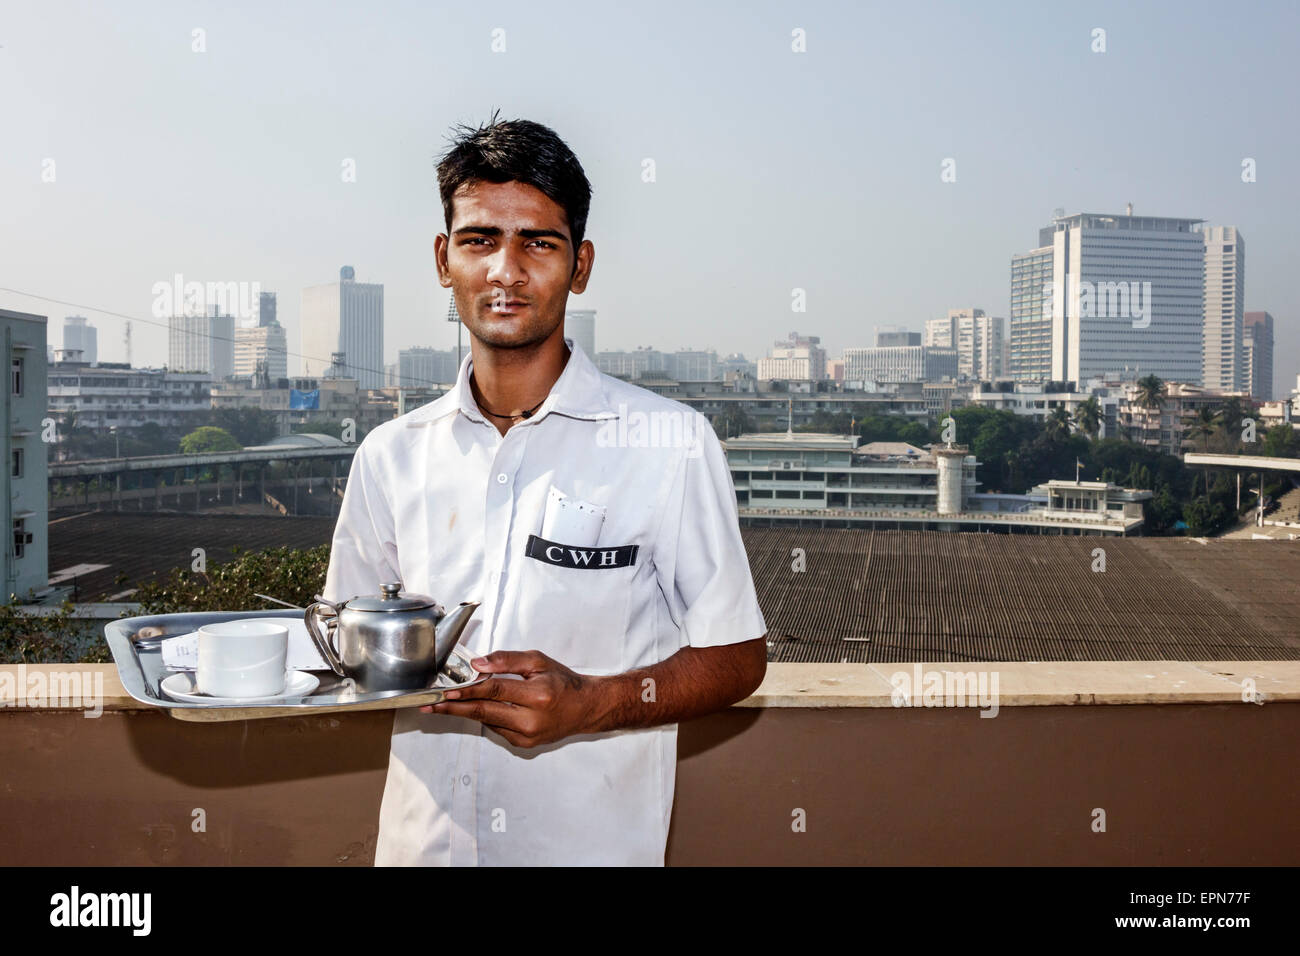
top-left (469, 332), bottom-right (571, 436)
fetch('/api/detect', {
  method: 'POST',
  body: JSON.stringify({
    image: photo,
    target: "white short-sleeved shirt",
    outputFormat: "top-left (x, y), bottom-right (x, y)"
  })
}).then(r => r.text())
top-left (322, 337), bottom-right (766, 866)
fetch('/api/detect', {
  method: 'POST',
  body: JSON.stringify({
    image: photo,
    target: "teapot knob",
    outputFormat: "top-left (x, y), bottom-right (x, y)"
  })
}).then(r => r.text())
top-left (381, 582), bottom-right (403, 599)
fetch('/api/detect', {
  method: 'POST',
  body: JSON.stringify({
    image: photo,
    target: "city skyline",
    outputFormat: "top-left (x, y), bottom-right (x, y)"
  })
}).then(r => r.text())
top-left (3, 1), bottom-right (1297, 390)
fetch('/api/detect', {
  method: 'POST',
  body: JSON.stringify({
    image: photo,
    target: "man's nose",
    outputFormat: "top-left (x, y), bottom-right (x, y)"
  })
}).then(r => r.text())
top-left (485, 245), bottom-right (527, 287)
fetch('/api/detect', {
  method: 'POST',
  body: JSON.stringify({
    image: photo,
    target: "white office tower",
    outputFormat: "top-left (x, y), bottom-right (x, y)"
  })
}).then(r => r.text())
top-left (1040, 212), bottom-right (1205, 385)
top-left (62, 316), bottom-right (97, 364)
top-left (1009, 246), bottom-right (1054, 381)
top-left (1202, 226), bottom-right (1246, 391)
top-left (757, 331), bottom-right (827, 381)
top-left (925, 309), bottom-right (1003, 381)
top-left (234, 321), bottom-right (288, 383)
top-left (564, 309), bottom-right (596, 357)
top-left (168, 308), bottom-right (234, 378)
top-left (301, 265), bottom-right (384, 388)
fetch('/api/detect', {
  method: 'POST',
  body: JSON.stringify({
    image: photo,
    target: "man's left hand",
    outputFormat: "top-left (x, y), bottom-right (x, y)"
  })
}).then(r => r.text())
top-left (418, 650), bottom-right (606, 748)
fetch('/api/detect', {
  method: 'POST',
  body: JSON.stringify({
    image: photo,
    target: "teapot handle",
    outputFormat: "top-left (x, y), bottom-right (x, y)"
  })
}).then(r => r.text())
top-left (304, 597), bottom-right (346, 678)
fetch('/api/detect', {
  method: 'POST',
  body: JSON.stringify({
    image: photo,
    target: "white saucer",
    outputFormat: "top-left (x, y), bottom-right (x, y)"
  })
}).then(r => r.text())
top-left (160, 669), bottom-right (320, 704)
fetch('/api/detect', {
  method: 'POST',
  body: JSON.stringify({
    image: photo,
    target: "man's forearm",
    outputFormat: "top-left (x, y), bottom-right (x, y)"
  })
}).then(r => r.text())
top-left (585, 637), bottom-right (767, 733)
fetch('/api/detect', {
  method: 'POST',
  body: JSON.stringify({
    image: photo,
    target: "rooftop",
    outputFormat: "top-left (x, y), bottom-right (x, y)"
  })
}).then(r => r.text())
top-left (46, 515), bottom-right (1300, 663)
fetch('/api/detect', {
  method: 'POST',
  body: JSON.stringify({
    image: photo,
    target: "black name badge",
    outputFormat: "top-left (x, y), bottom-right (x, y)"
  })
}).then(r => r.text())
top-left (525, 534), bottom-right (638, 569)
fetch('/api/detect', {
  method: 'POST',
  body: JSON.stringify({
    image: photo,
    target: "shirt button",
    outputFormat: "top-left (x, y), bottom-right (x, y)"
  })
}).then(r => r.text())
top-left (496, 473), bottom-right (507, 484)
top-left (461, 774), bottom-right (472, 787)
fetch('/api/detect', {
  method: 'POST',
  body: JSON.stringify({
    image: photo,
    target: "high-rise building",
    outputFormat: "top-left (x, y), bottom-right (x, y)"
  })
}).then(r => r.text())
top-left (757, 332), bottom-right (827, 381)
top-left (1009, 247), bottom-right (1053, 380)
top-left (1012, 211), bottom-right (1205, 386)
top-left (1244, 311), bottom-right (1275, 400)
top-left (234, 321), bottom-right (288, 384)
top-left (168, 307), bottom-right (234, 378)
top-left (399, 347), bottom-right (461, 387)
top-left (258, 291), bottom-right (277, 328)
top-left (564, 309), bottom-right (596, 358)
top-left (877, 327), bottom-right (922, 348)
top-left (301, 265), bottom-right (384, 388)
top-left (61, 316), bottom-right (97, 364)
top-left (1202, 226), bottom-right (1246, 391)
top-left (2, 309), bottom-right (49, 600)
top-left (925, 309), bottom-right (1003, 381)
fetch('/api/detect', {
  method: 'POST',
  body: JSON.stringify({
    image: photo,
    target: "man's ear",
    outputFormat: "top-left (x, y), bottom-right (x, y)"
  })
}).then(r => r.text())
top-left (569, 239), bottom-right (595, 293)
top-left (434, 234), bottom-right (453, 288)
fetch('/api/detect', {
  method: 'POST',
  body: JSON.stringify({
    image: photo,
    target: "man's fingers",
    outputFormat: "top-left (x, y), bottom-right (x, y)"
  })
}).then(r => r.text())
top-left (429, 698), bottom-right (531, 734)
top-left (471, 649), bottom-right (551, 677)
top-left (442, 676), bottom-right (531, 706)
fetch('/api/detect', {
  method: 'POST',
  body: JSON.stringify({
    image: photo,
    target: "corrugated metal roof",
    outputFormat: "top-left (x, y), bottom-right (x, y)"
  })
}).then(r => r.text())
top-left (744, 529), bottom-right (1300, 662)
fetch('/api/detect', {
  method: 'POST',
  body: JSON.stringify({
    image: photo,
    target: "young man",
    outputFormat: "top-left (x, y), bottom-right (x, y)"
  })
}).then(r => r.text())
top-left (322, 115), bottom-right (767, 866)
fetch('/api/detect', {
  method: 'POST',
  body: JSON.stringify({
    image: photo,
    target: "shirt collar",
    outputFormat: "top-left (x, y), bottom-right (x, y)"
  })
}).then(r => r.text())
top-left (411, 336), bottom-right (617, 427)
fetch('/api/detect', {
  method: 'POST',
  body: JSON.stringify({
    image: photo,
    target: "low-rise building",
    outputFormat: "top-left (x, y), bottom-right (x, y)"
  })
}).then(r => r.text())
top-left (1119, 382), bottom-right (1253, 454)
top-left (47, 362), bottom-right (212, 436)
top-left (211, 376), bottom-right (362, 434)
top-left (724, 432), bottom-right (1149, 534)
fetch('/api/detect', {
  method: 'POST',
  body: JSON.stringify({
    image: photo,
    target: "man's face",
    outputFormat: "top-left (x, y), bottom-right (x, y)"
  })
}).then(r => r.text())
top-left (435, 179), bottom-right (594, 350)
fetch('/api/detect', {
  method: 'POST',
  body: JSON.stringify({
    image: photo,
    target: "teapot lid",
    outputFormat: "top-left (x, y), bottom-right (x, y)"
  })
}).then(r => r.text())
top-left (346, 582), bottom-right (440, 612)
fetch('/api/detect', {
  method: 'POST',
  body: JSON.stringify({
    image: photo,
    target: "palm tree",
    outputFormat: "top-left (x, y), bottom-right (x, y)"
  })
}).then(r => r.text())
top-left (1135, 374), bottom-right (1165, 410)
top-left (1044, 406), bottom-right (1072, 442)
top-left (1189, 407), bottom-right (1217, 499)
top-left (1214, 397), bottom-right (1248, 452)
top-left (1132, 374), bottom-right (1166, 449)
top-left (1073, 396), bottom-right (1102, 438)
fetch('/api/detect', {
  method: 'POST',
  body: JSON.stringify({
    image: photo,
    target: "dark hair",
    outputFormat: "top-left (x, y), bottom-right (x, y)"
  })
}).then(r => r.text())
top-left (436, 110), bottom-right (593, 261)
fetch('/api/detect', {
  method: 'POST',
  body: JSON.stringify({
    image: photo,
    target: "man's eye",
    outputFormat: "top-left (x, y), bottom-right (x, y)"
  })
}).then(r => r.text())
top-left (529, 241), bottom-right (555, 249)
top-left (464, 238), bottom-right (489, 246)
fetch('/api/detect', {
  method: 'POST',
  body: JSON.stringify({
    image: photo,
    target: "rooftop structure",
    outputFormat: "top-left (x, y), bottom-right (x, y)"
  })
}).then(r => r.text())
top-left (726, 432), bottom-right (1149, 534)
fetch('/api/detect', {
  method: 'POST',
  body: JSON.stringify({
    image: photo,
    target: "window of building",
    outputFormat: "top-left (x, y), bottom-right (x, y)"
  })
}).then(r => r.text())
top-left (11, 358), bottom-right (23, 396)
top-left (13, 519), bottom-right (30, 559)
top-left (11, 448), bottom-right (22, 479)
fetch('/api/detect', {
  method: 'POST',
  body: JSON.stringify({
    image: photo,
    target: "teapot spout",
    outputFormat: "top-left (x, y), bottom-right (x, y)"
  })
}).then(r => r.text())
top-left (433, 601), bottom-right (480, 673)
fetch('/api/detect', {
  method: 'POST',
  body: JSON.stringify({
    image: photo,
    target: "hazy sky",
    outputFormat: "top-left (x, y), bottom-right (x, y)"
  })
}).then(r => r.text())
top-left (3, 0), bottom-right (1298, 395)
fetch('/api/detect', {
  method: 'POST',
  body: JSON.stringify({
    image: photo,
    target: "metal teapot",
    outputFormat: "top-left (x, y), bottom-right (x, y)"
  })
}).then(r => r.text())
top-left (305, 582), bottom-right (479, 692)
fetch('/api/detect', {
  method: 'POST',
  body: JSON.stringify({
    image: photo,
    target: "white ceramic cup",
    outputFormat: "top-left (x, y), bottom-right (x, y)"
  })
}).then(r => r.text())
top-left (196, 621), bottom-right (289, 698)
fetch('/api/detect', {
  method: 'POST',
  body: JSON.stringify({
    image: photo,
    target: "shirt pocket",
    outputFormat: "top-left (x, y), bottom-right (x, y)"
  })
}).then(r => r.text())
top-left (508, 550), bottom-right (637, 676)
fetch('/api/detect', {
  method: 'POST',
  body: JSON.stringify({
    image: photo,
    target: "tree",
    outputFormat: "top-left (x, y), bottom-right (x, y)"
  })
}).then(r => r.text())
top-left (134, 545), bottom-right (331, 614)
top-left (179, 426), bottom-right (242, 454)
top-left (1188, 407), bottom-right (1217, 499)
top-left (1136, 374), bottom-right (1166, 410)
top-left (1044, 406), bottom-right (1073, 442)
top-left (1213, 397), bottom-right (1249, 453)
top-left (713, 405), bottom-right (754, 440)
top-left (210, 407), bottom-right (279, 447)
top-left (1073, 396), bottom-right (1102, 438)
top-left (1260, 423), bottom-right (1300, 459)
top-left (1184, 498), bottom-right (1227, 537)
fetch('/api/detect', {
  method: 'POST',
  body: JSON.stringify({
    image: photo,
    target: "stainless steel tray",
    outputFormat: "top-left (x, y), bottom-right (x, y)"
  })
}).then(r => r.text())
top-left (105, 608), bottom-right (488, 723)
